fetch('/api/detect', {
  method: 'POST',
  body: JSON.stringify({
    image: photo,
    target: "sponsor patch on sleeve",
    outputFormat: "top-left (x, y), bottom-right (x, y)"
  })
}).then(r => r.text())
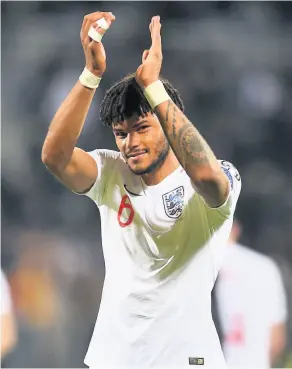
top-left (220, 160), bottom-right (241, 190)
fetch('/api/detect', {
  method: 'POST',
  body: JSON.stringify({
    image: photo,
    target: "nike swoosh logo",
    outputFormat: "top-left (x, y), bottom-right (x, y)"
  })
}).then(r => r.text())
top-left (124, 184), bottom-right (142, 197)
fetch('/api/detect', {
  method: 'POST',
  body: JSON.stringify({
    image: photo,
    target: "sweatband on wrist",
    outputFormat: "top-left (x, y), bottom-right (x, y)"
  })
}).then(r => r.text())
top-left (79, 68), bottom-right (102, 89)
top-left (143, 80), bottom-right (170, 109)
top-left (88, 17), bottom-right (109, 43)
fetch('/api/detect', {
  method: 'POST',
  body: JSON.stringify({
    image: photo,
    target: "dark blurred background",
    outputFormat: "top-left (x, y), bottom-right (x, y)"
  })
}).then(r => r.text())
top-left (1, 1), bottom-right (292, 367)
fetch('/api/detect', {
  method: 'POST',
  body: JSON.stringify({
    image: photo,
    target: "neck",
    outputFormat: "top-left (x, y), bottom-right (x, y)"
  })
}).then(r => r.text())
top-left (141, 151), bottom-right (180, 186)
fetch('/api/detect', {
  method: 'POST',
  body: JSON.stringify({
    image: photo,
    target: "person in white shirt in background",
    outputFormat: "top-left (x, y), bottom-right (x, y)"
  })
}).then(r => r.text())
top-left (1, 270), bottom-right (17, 359)
top-left (215, 220), bottom-right (288, 368)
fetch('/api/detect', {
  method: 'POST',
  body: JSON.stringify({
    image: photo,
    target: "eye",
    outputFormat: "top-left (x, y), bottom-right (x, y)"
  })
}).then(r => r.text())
top-left (137, 125), bottom-right (149, 132)
top-left (115, 132), bottom-right (127, 139)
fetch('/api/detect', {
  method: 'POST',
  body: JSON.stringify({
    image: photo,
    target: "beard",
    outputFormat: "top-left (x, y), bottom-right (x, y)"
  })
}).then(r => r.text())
top-left (127, 139), bottom-right (170, 176)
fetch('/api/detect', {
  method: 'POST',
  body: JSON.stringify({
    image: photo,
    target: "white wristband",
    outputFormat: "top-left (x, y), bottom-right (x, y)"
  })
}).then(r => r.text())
top-left (143, 80), bottom-right (170, 109)
top-left (88, 17), bottom-right (109, 43)
top-left (79, 68), bottom-right (102, 89)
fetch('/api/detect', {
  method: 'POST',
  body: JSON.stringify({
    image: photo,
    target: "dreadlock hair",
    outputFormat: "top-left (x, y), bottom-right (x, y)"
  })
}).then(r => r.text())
top-left (100, 73), bottom-right (185, 127)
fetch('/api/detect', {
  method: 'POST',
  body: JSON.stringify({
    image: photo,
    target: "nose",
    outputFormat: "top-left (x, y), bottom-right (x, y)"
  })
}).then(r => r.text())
top-left (125, 131), bottom-right (141, 150)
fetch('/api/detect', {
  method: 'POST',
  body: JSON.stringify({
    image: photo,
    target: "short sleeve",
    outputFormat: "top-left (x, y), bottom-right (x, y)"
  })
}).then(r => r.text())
top-left (266, 261), bottom-right (288, 325)
top-left (1, 271), bottom-right (12, 315)
top-left (205, 160), bottom-right (242, 219)
top-left (77, 149), bottom-right (121, 206)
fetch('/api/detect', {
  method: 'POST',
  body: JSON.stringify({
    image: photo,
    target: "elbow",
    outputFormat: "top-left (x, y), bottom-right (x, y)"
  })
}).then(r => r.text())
top-left (192, 173), bottom-right (229, 208)
top-left (41, 145), bottom-right (53, 168)
top-left (41, 145), bottom-right (62, 173)
top-left (41, 148), bottom-right (49, 166)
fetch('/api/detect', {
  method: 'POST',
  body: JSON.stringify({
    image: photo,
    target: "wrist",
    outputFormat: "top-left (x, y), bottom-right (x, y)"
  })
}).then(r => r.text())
top-left (79, 67), bottom-right (102, 89)
top-left (85, 66), bottom-right (104, 78)
top-left (143, 80), bottom-right (170, 109)
top-left (140, 79), bottom-right (159, 90)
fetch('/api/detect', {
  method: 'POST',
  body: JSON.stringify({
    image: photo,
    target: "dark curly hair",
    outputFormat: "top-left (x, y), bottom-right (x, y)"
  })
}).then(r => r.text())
top-left (99, 73), bottom-right (184, 126)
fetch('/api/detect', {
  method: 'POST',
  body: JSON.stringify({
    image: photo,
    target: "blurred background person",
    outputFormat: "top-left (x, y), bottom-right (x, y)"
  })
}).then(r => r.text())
top-left (1, 270), bottom-right (17, 360)
top-left (214, 220), bottom-right (288, 368)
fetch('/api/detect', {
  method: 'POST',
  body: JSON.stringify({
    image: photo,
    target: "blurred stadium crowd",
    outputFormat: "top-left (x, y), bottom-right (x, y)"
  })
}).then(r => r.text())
top-left (1, 1), bottom-right (292, 367)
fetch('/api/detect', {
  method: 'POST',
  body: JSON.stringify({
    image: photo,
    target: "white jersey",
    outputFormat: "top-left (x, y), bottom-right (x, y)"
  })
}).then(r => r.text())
top-left (81, 150), bottom-right (241, 369)
top-left (216, 244), bottom-right (288, 368)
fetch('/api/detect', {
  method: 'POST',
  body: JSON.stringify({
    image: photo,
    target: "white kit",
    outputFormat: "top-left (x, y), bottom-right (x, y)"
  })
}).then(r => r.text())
top-left (76, 149), bottom-right (242, 369)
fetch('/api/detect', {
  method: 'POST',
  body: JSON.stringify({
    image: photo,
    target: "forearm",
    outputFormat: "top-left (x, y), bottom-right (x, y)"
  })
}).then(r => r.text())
top-left (155, 100), bottom-right (219, 175)
top-left (42, 80), bottom-right (96, 170)
top-left (135, 13), bottom-right (229, 206)
top-left (270, 323), bottom-right (286, 366)
top-left (154, 99), bottom-right (228, 205)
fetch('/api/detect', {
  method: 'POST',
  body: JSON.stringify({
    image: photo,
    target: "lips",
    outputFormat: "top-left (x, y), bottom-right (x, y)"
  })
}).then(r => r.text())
top-left (127, 150), bottom-right (147, 158)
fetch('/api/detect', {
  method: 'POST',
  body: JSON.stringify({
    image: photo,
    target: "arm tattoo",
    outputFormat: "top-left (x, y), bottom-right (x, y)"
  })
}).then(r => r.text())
top-left (176, 118), bottom-right (209, 166)
top-left (156, 101), bottom-right (211, 166)
top-left (155, 100), bottom-right (227, 206)
top-left (164, 101), bottom-right (177, 140)
top-left (165, 100), bottom-right (171, 122)
top-left (171, 105), bottom-right (177, 140)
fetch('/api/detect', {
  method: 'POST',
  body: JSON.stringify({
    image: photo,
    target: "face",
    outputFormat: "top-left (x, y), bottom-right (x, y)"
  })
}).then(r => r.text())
top-left (113, 113), bottom-right (170, 175)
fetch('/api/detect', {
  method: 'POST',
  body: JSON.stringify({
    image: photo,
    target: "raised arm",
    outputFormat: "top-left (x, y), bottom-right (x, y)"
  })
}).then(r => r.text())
top-left (135, 16), bottom-right (229, 207)
top-left (41, 11), bottom-right (115, 193)
top-left (154, 101), bottom-right (228, 207)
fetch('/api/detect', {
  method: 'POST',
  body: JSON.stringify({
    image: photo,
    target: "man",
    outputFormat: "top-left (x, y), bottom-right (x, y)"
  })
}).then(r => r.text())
top-left (42, 12), bottom-right (241, 368)
top-left (1, 270), bottom-right (17, 359)
top-left (216, 221), bottom-right (287, 368)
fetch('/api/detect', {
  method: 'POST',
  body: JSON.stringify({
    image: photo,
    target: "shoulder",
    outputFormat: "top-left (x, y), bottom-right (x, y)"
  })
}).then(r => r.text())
top-left (234, 244), bottom-right (279, 273)
top-left (218, 160), bottom-right (239, 171)
top-left (223, 245), bottom-right (283, 293)
top-left (90, 148), bottom-right (138, 186)
top-left (218, 160), bottom-right (241, 187)
top-left (88, 149), bottom-right (127, 173)
top-left (89, 149), bottom-right (123, 161)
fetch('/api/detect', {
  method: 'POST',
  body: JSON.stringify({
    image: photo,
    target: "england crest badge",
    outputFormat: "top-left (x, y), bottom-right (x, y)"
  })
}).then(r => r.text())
top-left (162, 186), bottom-right (184, 219)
